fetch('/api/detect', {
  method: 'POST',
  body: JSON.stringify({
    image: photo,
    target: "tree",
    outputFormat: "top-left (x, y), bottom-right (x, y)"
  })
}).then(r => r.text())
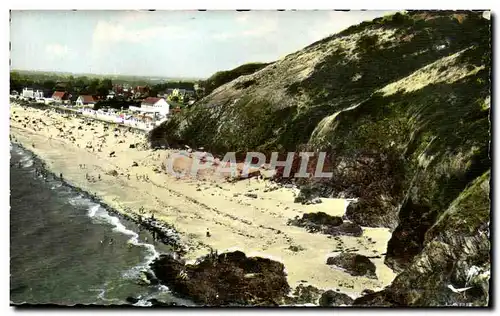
top-left (88, 78), bottom-right (100, 95)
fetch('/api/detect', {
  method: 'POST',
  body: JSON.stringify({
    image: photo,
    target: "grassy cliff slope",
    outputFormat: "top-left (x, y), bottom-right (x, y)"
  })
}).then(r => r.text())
top-left (149, 11), bottom-right (491, 306)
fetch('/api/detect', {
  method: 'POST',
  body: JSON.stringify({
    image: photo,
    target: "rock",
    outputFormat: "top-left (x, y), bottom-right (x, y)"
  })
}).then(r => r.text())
top-left (319, 290), bottom-right (354, 306)
top-left (287, 212), bottom-right (343, 234)
top-left (109, 151), bottom-right (116, 157)
top-left (132, 161), bottom-right (139, 167)
top-left (148, 298), bottom-right (177, 307)
top-left (302, 212), bottom-right (343, 226)
top-left (286, 284), bottom-right (323, 305)
top-left (326, 253), bottom-right (377, 279)
top-left (129, 144), bottom-right (136, 149)
top-left (106, 169), bottom-right (119, 177)
top-left (244, 193), bottom-right (258, 199)
top-left (142, 270), bottom-right (159, 285)
top-left (361, 289), bottom-right (375, 296)
top-left (126, 296), bottom-right (140, 304)
top-left (150, 250), bottom-right (290, 306)
top-left (325, 222), bottom-right (363, 237)
top-left (311, 197), bottom-right (322, 204)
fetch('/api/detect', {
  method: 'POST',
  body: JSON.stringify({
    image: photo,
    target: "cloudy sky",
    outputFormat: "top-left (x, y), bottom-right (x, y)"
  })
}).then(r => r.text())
top-left (11, 10), bottom-right (394, 78)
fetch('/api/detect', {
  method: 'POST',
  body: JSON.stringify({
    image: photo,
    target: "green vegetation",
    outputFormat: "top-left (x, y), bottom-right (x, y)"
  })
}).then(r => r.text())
top-left (150, 10), bottom-right (491, 306)
top-left (200, 62), bottom-right (271, 95)
top-left (10, 70), bottom-right (199, 103)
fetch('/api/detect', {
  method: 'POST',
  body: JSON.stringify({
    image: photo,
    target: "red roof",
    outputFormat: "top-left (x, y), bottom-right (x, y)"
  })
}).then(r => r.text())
top-left (142, 97), bottom-right (164, 105)
top-left (79, 95), bottom-right (97, 103)
top-left (52, 91), bottom-right (67, 99)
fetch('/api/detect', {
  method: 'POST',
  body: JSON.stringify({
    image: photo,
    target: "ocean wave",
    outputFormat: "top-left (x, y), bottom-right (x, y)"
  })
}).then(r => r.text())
top-left (89, 206), bottom-right (160, 279)
top-left (133, 298), bottom-right (153, 307)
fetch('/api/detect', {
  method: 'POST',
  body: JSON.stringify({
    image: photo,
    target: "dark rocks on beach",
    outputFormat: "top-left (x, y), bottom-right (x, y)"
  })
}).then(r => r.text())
top-left (325, 222), bottom-right (363, 237)
top-left (244, 193), bottom-right (258, 199)
top-left (361, 289), bottom-right (375, 296)
top-left (132, 161), bottom-right (139, 167)
top-left (326, 253), bottom-right (377, 279)
top-left (129, 144), bottom-right (136, 149)
top-left (126, 296), bottom-right (140, 304)
top-left (109, 151), bottom-right (116, 157)
top-left (288, 212), bottom-right (345, 236)
top-left (303, 212), bottom-right (343, 226)
top-left (148, 298), bottom-right (178, 307)
top-left (311, 197), bottom-right (322, 204)
top-left (150, 250), bottom-right (290, 306)
top-left (319, 290), bottom-right (354, 306)
top-left (106, 169), bottom-right (119, 177)
top-left (286, 284), bottom-right (323, 305)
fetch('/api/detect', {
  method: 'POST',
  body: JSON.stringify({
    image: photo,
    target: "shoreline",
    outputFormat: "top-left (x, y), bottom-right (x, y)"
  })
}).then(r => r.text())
top-left (9, 103), bottom-right (397, 301)
top-left (10, 141), bottom-right (184, 253)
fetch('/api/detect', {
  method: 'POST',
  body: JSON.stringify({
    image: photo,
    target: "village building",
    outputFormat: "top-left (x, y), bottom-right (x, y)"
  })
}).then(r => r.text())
top-left (76, 95), bottom-right (98, 108)
top-left (52, 91), bottom-right (70, 104)
top-left (129, 97), bottom-right (170, 116)
top-left (22, 87), bottom-right (44, 100)
top-left (106, 90), bottom-right (116, 100)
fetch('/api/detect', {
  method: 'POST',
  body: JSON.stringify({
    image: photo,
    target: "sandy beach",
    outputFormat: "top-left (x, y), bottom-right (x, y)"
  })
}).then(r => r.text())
top-left (9, 102), bottom-right (396, 298)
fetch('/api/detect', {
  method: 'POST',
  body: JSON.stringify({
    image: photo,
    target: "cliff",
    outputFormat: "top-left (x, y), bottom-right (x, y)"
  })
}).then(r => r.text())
top-left (149, 11), bottom-right (491, 306)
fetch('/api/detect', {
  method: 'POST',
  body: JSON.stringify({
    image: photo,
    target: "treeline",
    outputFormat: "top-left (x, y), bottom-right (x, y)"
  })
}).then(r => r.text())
top-left (10, 71), bottom-right (199, 99)
top-left (10, 71), bottom-right (113, 98)
top-left (148, 81), bottom-right (196, 97)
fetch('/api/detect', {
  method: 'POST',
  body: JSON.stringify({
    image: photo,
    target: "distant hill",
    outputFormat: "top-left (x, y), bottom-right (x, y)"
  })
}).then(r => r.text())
top-left (10, 69), bottom-right (202, 85)
top-left (200, 62), bottom-right (272, 96)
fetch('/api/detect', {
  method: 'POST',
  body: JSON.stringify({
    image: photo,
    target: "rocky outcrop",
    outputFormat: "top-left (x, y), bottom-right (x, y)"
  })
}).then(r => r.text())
top-left (319, 290), bottom-right (354, 306)
top-left (288, 212), bottom-right (364, 237)
top-left (326, 253), bottom-right (377, 279)
top-left (354, 171), bottom-right (490, 306)
top-left (288, 212), bottom-right (343, 232)
top-left (150, 251), bottom-right (290, 306)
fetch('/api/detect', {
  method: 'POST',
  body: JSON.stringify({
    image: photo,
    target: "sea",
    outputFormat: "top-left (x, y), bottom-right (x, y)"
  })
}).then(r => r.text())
top-left (9, 142), bottom-right (192, 306)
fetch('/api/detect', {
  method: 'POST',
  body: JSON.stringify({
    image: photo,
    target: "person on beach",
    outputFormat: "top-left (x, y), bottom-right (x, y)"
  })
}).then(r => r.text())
top-left (98, 174), bottom-right (101, 181)
top-left (59, 173), bottom-right (63, 181)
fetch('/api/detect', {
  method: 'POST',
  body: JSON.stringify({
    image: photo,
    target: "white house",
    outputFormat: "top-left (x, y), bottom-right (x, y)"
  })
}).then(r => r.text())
top-left (106, 90), bottom-right (116, 100)
top-left (139, 97), bottom-right (170, 116)
top-left (76, 95), bottom-right (98, 108)
top-left (22, 87), bottom-right (44, 99)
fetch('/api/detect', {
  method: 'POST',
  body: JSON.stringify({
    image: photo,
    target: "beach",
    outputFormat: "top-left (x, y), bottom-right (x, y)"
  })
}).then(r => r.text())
top-left (9, 102), bottom-right (396, 298)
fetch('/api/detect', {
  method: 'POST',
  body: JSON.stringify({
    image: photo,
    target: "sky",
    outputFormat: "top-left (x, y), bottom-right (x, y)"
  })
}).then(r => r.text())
top-left (10, 10), bottom-right (395, 79)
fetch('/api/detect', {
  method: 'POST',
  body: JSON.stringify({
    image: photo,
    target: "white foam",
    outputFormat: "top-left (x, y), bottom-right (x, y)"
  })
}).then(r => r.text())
top-left (88, 204), bottom-right (100, 217)
top-left (157, 284), bottom-right (170, 292)
top-left (133, 299), bottom-right (153, 307)
top-left (91, 208), bottom-right (160, 279)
